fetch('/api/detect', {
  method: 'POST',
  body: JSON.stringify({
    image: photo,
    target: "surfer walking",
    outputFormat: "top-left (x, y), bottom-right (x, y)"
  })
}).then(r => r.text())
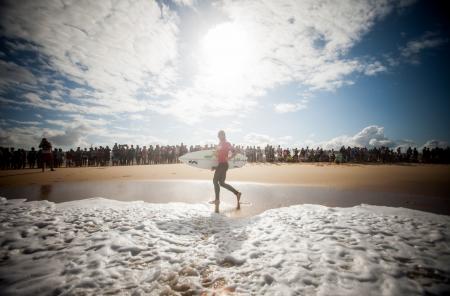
top-left (211, 130), bottom-right (241, 213)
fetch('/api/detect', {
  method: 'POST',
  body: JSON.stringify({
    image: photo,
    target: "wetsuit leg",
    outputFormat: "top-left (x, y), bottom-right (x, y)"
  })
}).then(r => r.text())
top-left (218, 162), bottom-right (238, 195)
top-left (213, 164), bottom-right (224, 201)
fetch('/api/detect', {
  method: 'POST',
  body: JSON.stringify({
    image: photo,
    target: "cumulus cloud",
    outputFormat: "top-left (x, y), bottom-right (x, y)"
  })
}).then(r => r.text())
top-left (265, 125), bottom-right (447, 151)
top-left (304, 126), bottom-right (445, 151)
top-left (319, 125), bottom-right (394, 149)
top-left (315, 125), bottom-right (415, 150)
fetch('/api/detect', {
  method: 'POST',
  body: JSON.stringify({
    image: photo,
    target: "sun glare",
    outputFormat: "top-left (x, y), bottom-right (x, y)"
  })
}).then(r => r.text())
top-left (201, 22), bottom-right (255, 82)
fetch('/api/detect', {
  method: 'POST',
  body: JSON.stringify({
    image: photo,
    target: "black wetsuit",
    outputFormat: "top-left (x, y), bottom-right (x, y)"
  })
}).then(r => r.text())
top-left (213, 162), bottom-right (238, 201)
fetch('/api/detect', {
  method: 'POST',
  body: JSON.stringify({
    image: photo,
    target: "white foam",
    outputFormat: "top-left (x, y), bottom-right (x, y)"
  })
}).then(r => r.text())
top-left (0, 197), bottom-right (449, 295)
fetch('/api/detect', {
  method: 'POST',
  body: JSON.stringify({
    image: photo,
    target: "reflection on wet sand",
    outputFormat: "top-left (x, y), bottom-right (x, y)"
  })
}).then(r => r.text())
top-left (0, 180), bottom-right (448, 218)
top-left (40, 184), bottom-right (53, 200)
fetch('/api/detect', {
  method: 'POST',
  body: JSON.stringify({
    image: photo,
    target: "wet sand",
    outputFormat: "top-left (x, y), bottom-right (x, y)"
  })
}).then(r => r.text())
top-left (0, 180), bottom-right (448, 218)
top-left (1, 163), bottom-right (449, 196)
top-left (0, 163), bottom-right (449, 217)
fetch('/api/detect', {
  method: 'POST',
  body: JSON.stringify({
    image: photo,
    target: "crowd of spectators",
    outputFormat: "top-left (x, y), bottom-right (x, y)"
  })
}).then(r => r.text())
top-left (244, 145), bottom-right (450, 164)
top-left (1, 139), bottom-right (449, 171)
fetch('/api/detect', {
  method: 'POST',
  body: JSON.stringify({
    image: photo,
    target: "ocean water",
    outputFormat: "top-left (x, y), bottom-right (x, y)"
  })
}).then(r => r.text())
top-left (0, 180), bottom-right (448, 218)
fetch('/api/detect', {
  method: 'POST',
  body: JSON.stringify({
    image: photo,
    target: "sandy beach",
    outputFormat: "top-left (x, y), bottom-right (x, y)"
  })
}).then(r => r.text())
top-left (1, 163), bottom-right (449, 198)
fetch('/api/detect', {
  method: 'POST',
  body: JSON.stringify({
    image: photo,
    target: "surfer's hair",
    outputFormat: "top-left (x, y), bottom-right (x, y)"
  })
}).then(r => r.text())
top-left (218, 130), bottom-right (226, 138)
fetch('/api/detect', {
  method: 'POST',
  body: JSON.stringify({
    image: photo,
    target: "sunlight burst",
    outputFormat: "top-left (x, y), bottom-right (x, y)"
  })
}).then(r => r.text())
top-left (201, 22), bottom-right (255, 83)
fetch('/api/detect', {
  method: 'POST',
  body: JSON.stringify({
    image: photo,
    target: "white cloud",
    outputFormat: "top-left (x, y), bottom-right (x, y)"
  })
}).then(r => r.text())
top-left (4, 119), bottom-right (41, 126)
top-left (0, 124), bottom-right (88, 149)
top-left (243, 133), bottom-right (293, 147)
top-left (243, 133), bottom-right (274, 146)
top-left (278, 136), bottom-right (293, 146)
top-left (23, 93), bottom-right (52, 109)
top-left (43, 115), bottom-right (112, 148)
top-left (0, 113), bottom-right (114, 149)
top-left (0, 60), bottom-right (37, 91)
top-left (400, 32), bottom-right (447, 64)
top-left (302, 125), bottom-right (420, 150)
top-left (361, 31), bottom-right (446, 74)
top-left (45, 120), bottom-right (71, 128)
top-left (317, 125), bottom-right (396, 149)
top-left (128, 114), bottom-right (145, 121)
top-left (364, 61), bottom-right (387, 76)
top-left (274, 102), bottom-right (307, 113)
top-left (0, 126), bottom-right (41, 148)
top-left (280, 125), bottom-right (447, 151)
top-left (154, 87), bottom-right (259, 124)
top-left (45, 127), bottom-right (90, 148)
top-left (0, 110), bottom-right (169, 150)
top-left (422, 140), bottom-right (448, 149)
top-left (0, 0), bottom-right (417, 126)
top-left (217, 0), bottom-right (410, 87)
top-left (153, 0), bottom-right (415, 122)
top-left (0, 0), bottom-right (180, 115)
top-left (0, 0), bottom-right (428, 146)
top-left (171, 0), bottom-right (196, 6)
top-left (98, 129), bottom-right (168, 147)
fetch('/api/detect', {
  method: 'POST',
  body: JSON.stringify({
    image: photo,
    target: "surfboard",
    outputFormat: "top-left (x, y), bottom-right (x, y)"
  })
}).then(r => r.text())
top-left (179, 149), bottom-right (247, 170)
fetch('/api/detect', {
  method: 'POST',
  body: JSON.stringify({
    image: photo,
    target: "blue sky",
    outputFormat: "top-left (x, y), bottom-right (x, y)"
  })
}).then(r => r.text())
top-left (0, 0), bottom-right (448, 150)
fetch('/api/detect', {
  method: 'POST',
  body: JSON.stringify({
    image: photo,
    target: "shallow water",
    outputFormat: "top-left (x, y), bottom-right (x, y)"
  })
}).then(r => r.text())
top-left (0, 180), bottom-right (448, 218)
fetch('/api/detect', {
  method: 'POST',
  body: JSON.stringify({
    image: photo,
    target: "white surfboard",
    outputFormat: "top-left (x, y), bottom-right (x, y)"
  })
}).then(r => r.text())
top-left (179, 150), bottom-right (247, 170)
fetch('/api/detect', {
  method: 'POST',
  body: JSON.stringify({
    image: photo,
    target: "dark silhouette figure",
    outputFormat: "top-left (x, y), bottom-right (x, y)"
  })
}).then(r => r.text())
top-left (27, 147), bottom-right (37, 168)
top-left (39, 138), bottom-right (54, 172)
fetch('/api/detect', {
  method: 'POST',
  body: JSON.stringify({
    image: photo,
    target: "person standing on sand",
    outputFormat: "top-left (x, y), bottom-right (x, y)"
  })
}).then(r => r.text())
top-left (39, 138), bottom-right (55, 172)
top-left (210, 130), bottom-right (241, 213)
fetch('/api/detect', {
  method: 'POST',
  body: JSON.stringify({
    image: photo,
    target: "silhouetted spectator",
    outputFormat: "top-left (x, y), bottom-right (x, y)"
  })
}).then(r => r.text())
top-left (39, 138), bottom-right (55, 172)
